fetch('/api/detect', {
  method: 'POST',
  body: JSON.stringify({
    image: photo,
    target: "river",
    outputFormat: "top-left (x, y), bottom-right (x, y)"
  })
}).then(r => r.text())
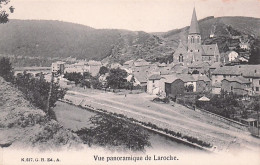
top-left (54, 101), bottom-right (204, 153)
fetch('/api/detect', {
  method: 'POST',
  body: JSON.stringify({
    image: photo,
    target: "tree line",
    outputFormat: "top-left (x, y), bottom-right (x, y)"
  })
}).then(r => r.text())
top-left (63, 66), bottom-right (136, 90)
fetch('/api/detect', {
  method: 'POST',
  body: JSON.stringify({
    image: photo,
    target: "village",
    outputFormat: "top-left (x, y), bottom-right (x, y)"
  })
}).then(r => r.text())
top-left (9, 7), bottom-right (260, 153)
top-left (37, 8), bottom-right (259, 131)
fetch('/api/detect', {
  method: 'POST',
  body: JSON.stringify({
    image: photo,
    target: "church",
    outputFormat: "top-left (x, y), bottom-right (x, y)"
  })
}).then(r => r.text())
top-left (173, 8), bottom-right (220, 66)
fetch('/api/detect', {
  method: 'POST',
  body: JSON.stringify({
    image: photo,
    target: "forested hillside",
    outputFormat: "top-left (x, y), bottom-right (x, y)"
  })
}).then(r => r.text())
top-left (0, 16), bottom-right (259, 66)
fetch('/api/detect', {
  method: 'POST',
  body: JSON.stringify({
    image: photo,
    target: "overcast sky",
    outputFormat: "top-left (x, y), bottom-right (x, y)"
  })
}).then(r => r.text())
top-left (9, 0), bottom-right (260, 32)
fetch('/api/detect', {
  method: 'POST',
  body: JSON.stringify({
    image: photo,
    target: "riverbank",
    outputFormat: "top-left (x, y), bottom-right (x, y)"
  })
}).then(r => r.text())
top-left (54, 101), bottom-right (206, 153)
top-left (62, 87), bottom-right (260, 153)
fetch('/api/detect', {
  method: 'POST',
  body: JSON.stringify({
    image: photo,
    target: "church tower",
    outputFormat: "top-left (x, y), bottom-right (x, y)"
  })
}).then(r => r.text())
top-left (187, 8), bottom-right (201, 53)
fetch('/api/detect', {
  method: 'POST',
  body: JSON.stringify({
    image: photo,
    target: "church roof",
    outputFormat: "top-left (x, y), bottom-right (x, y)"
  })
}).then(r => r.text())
top-left (189, 8), bottom-right (200, 34)
top-left (202, 44), bottom-right (218, 56)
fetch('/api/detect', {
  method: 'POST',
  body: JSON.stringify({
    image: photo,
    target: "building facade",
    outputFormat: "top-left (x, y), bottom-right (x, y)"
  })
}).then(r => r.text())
top-left (173, 8), bottom-right (220, 66)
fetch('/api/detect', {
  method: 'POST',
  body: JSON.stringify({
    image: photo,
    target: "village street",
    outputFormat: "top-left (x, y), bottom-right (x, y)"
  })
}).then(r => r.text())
top-left (64, 88), bottom-right (260, 153)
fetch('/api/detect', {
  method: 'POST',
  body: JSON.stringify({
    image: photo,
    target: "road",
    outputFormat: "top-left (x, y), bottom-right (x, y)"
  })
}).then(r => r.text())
top-left (65, 89), bottom-right (260, 153)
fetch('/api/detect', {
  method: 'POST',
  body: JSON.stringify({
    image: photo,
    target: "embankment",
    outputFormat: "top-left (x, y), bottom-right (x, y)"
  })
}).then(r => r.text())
top-left (0, 77), bottom-right (82, 150)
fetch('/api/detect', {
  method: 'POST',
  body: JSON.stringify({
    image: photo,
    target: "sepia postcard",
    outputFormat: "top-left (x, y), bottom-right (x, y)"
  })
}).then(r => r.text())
top-left (0, 0), bottom-right (260, 164)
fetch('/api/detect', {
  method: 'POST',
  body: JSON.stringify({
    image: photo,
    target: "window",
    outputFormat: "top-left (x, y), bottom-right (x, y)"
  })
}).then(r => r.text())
top-left (152, 80), bottom-right (155, 83)
top-left (191, 37), bottom-right (194, 43)
top-left (179, 54), bottom-right (183, 62)
top-left (231, 86), bottom-right (233, 91)
top-left (256, 87), bottom-right (259, 91)
top-left (259, 80), bottom-right (260, 85)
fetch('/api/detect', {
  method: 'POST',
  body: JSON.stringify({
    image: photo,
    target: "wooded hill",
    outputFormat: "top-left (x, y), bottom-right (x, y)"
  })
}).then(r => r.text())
top-left (0, 16), bottom-right (259, 66)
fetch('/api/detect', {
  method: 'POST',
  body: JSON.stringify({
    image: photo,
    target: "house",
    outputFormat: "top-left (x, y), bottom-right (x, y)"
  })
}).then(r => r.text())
top-left (212, 82), bottom-right (222, 94)
top-left (134, 59), bottom-right (150, 67)
top-left (188, 61), bottom-right (210, 74)
top-left (239, 39), bottom-right (250, 50)
top-left (173, 8), bottom-right (220, 66)
top-left (123, 60), bottom-right (134, 68)
top-left (64, 60), bottom-right (102, 76)
top-left (227, 51), bottom-right (239, 62)
top-left (132, 72), bottom-right (148, 91)
top-left (110, 63), bottom-right (122, 69)
top-left (240, 65), bottom-right (260, 95)
top-left (52, 61), bottom-right (65, 74)
top-left (87, 60), bottom-right (102, 76)
top-left (192, 75), bottom-right (211, 93)
top-left (165, 78), bottom-right (185, 98)
top-left (211, 65), bottom-right (260, 95)
top-left (147, 74), bottom-right (165, 95)
top-left (221, 76), bottom-right (252, 96)
top-left (209, 62), bottom-right (222, 78)
top-left (163, 74), bottom-right (197, 93)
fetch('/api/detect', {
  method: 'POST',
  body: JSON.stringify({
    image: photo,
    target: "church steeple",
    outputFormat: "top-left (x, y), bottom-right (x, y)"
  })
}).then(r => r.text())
top-left (187, 7), bottom-right (201, 57)
top-left (189, 8), bottom-right (200, 34)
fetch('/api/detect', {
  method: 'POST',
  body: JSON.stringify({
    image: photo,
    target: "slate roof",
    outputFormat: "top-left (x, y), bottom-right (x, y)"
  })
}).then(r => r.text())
top-left (189, 8), bottom-right (200, 34)
top-left (158, 63), bottom-right (167, 67)
top-left (212, 66), bottom-right (240, 75)
top-left (210, 62), bottom-right (222, 69)
top-left (223, 76), bottom-right (251, 84)
top-left (88, 60), bottom-right (102, 66)
top-left (133, 72), bottom-right (148, 83)
top-left (188, 61), bottom-right (210, 68)
top-left (212, 65), bottom-right (260, 77)
top-left (123, 60), bottom-right (134, 65)
top-left (202, 44), bottom-right (218, 56)
top-left (212, 82), bottom-right (222, 88)
top-left (178, 74), bottom-right (196, 82)
top-left (192, 75), bottom-right (210, 82)
top-left (148, 74), bottom-right (161, 80)
top-left (162, 74), bottom-right (179, 83)
top-left (134, 59), bottom-right (150, 67)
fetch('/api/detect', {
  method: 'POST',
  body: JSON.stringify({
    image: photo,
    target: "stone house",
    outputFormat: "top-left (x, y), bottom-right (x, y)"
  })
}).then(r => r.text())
top-left (147, 74), bottom-right (165, 95)
top-left (221, 77), bottom-right (252, 96)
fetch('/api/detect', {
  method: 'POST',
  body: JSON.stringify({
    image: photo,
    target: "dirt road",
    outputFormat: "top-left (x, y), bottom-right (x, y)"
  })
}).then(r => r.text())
top-left (65, 89), bottom-right (260, 153)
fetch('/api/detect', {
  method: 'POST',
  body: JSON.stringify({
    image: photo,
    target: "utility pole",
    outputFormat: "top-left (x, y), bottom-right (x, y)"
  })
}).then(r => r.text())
top-left (46, 72), bottom-right (54, 119)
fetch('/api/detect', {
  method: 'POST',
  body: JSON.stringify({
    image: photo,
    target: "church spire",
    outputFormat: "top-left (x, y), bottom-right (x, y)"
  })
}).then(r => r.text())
top-left (189, 8), bottom-right (200, 34)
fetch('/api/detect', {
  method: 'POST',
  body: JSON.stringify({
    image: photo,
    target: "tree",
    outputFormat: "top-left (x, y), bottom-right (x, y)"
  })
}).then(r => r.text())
top-left (75, 114), bottom-right (151, 151)
top-left (99, 66), bottom-right (109, 75)
top-left (0, 0), bottom-right (14, 24)
top-left (0, 57), bottom-right (14, 82)
top-left (106, 68), bottom-right (127, 89)
top-left (192, 70), bottom-right (199, 74)
top-left (249, 45), bottom-right (260, 64)
top-left (185, 84), bottom-right (194, 92)
top-left (63, 72), bottom-right (83, 85)
top-left (15, 72), bottom-right (66, 119)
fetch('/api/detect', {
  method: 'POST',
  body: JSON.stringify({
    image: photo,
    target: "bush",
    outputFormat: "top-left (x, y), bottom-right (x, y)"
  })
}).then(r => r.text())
top-left (75, 114), bottom-right (151, 151)
top-left (0, 57), bottom-right (14, 82)
top-left (152, 97), bottom-right (169, 103)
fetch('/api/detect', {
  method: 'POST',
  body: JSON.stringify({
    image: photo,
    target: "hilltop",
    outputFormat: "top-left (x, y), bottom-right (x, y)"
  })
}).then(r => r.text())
top-left (0, 16), bottom-right (259, 65)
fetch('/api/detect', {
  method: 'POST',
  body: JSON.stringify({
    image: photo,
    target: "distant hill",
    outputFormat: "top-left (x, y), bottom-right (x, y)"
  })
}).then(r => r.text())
top-left (159, 16), bottom-right (260, 54)
top-left (0, 20), bottom-right (121, 60)
top-left (0, 17), bottom-right (259, 66)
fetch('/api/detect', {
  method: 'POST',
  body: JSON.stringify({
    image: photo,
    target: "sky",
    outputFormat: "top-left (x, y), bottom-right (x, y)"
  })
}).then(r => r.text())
top-left (7, 0), bottom-right (260, 32)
